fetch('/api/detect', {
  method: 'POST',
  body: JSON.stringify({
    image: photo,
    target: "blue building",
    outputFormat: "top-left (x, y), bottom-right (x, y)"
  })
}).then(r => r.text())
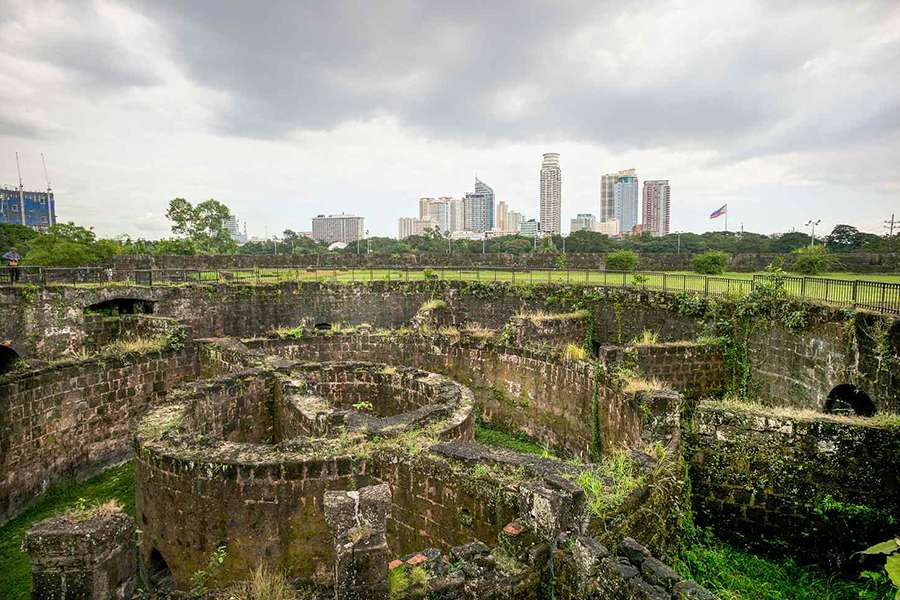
top-left (0, 187), bottom-right (56, 230)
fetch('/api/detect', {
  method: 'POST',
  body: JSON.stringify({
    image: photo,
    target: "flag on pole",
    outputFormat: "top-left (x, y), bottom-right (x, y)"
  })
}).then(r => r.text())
top-left (709, 204), bottom-right (727, 219)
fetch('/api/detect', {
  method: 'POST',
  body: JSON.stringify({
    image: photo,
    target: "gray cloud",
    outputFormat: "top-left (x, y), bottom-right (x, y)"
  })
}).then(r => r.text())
top-left (118, 0), bottom-right (900, 157)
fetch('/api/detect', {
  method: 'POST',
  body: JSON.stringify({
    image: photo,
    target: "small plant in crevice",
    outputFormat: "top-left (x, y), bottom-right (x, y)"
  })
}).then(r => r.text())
top-left (190, 544), bottom-right (228, 598)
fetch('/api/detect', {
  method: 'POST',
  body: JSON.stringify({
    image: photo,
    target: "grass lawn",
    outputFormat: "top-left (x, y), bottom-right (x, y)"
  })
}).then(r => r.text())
top-left (0, 462), bottom-right (135, 600)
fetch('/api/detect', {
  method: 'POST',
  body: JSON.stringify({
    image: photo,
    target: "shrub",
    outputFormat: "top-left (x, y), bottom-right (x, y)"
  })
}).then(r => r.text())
top-left (791, 245), bottom-right (834, 275)
top-left (692, 250), bottom-right (730, 275)
top-left (606, 250), bottom-right (638, 272)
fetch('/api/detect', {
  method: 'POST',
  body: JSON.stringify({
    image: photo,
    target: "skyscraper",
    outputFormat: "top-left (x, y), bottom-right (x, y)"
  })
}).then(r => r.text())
top-left (448, 197), bottom-right (465, 232)
top-left (474, 177), bottom-right (495, 230)
top-left (614, 172), bottom-right (639, 234)
top-left (418, 197), bottom-right (450, 233)
top-left (497, 200), bottom-right (509, 232)
top-left (600, 169), bottom-right (637, 232)
top-left (463, 192), bottom-right (490, 232)
top-left (539, 153), bottom-right (561, 234)
top-left (599, 174), bottom-right (617, 224)
top-left (642, 180), bottom-right (671, 236)
top-left (508, 211), bottom-right (524, 233)
top-left (570, 213), bottom-right (597, 233)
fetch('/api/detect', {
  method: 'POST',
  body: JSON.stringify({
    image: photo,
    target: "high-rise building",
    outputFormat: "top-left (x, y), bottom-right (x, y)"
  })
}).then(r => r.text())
top-left (398, 216), bottom-right (437, 239)
top-left (418, 198), bottom-right (450, 233)
top-left (611, 169), bottom-right (638, 234)
top-left (463, 192), bottom-right (488, 232)
top-left (496, 201), bottom-right (509, 232)
top-left (570, 213), bottom-right (597, 233)
top-left (642, 180), bottom-right (671, 236)
top-left (539, 153), bottom-right (561, 234)
top-left (0, 187), bottom-right (56, 230)
top-left (600, 169), bottom-right (637, 232)
top-left (448, 197), bottom-right (465, 232)
top-left (520, 219), bottom-right (540, 238)
top-left (508, 211), bottom-right (525, 233)
top-left (311, 213), bottom-right (365, 244)
top-left (473, 177), bottom-right (495, 229)
top-left (225, 215), bottom-right (248, 244)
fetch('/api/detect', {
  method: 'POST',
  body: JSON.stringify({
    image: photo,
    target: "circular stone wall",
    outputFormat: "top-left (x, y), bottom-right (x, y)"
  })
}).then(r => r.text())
top-left (134, 361), bottom-right (473, 589)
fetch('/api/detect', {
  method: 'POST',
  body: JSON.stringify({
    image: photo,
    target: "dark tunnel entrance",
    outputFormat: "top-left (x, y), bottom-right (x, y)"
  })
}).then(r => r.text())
top-left (85, 298), bottom-right (155, 317)
top-left (825, 384), bottom-right (876, 417)
top-left (0, 345), bottom-right (20, 374)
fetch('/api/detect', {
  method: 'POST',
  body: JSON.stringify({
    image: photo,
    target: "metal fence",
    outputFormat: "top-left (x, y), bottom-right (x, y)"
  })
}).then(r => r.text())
top-left (2, 265), bottom-right (899, 314)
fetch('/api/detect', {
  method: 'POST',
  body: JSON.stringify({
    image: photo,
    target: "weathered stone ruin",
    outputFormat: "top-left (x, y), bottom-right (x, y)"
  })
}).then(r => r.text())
top-left (2, 279), bottom-right (898, 598)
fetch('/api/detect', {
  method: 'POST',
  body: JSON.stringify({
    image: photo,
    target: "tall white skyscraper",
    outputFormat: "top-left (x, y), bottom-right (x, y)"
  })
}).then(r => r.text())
top-left (540, 153), bottom-right (561, 234)
top-left (642, 180), bottom-right (671, 236)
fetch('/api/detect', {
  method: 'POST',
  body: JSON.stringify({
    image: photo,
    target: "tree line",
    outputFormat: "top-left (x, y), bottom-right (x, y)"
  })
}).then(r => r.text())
top-left (2, 199), bottom-right (898, 267)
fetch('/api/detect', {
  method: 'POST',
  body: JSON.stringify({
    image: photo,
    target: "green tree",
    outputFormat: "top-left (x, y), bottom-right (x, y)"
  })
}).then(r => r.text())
top-left (825, 224), bottom-right (863, 252)
top-left (791, 245), bottom-right (835, 275)
top-left (605, 249), bottom-right (638, 271)
top-left (692, 250), bottom-right (730, 275)
top-left (23, 223), bottom-right (121, 266)
top-left (165, 198), bottom-right (237, 254)
top-left (0, 223), bottom-right (39, 256)
top-left (770, 231), bottom-right (813, 253)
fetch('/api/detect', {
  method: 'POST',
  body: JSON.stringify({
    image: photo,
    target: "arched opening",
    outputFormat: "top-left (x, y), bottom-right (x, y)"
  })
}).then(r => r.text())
top-left (0, 345), bottom-right (20, 374)
top-left (825, 384), bottom-right (876, 417)
top-left (85, 298), bottom-right (155, 316)
top-left (314, 322), bottom-right (332, 331)
top-left (147, 548), bottom-right (172, 588)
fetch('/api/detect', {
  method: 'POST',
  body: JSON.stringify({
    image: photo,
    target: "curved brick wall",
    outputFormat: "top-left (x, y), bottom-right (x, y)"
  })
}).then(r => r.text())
top-left (0, 348), bottom-right (199, 525)
top-left (245, 333), bottom-right (642, 459)
top-left (135, 362), bottom-right (475, 588)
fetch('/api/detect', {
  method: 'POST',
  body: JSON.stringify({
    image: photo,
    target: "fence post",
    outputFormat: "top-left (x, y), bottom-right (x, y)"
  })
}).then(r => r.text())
top-left (880, 284), bottom-right (886, 312)
top-left (800, 277), bottom-right (806, 299)
top-left (663, 272), bottom-right (667, 293)
top-left (704, 276), bottom-right (709, 297)
top-left (852, 280), bottom-right (858, 305)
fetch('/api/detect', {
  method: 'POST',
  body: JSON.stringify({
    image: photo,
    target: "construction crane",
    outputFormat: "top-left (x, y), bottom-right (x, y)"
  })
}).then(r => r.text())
top-left (15, 152), bottom-right (25, 225)
top-left (41, 153), bottom-right (53, 226)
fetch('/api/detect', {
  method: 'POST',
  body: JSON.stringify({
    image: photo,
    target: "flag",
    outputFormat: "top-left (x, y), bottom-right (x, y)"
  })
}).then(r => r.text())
top-left (710, 204), bottom-right (727, 219)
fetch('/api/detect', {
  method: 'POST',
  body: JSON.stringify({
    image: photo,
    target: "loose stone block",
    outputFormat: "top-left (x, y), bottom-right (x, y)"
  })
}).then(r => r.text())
top-left (325, 483), bottom-right (393, 600)
top-left (22, 508), bottom-right (136, 600)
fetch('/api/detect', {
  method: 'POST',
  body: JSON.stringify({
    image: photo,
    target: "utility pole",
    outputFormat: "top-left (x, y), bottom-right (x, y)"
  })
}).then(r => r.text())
top-left (886, 214), bottom-right (896, 237)
top-left (16, 152), bottom-right (25, 225)
top-left (805, 219), bottom-right (821, 248)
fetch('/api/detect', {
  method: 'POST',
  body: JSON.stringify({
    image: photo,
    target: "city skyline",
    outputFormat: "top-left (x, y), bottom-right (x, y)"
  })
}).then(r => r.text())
top-left (0, 2), bottom-right (897, 239)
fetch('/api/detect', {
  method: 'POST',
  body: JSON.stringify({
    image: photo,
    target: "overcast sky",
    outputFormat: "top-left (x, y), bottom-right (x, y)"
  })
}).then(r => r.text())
top-left (1, 0), bottom-right (898, 239)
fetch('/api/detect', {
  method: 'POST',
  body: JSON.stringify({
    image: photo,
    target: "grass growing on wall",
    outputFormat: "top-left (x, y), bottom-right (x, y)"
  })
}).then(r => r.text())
top-left (474, 422), bottom-right (554, 457)
top-left (0, 462), bottom-right (135, 600)
top-left (674, 532), bottom-right (895, 600)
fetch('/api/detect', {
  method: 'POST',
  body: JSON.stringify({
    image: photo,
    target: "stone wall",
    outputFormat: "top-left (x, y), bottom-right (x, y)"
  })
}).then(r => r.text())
top-left (749, 312), bottom-right (900, 413)
top-left (246, 333), bottom-right (640, 459)
top-left (600, 343), bottom-right (725, 400)
top-left (686, 402), bottom-right (900, 566)
top-left (0, 348), bottom-right (199, 524)
top-left (107, 251), bottom-right (900, 273)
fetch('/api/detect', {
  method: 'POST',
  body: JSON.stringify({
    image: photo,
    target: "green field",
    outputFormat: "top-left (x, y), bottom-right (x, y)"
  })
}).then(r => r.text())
top-left (23, 266), bottom-right (900, 312)
top-left (0, 463), bottom-right (135, 600)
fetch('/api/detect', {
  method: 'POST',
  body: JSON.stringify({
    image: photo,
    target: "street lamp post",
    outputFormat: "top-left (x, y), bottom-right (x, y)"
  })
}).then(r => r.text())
top-left (805, 220), bottom-right (821, 248)
top-left (366, 230), bottom-right (371, 255)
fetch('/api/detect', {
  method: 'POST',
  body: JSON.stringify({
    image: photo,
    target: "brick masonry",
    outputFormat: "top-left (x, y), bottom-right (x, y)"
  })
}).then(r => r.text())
top-left (0, 349), bottom-right (199, 524)
top-left (686, 402), bottom-right (900, 566)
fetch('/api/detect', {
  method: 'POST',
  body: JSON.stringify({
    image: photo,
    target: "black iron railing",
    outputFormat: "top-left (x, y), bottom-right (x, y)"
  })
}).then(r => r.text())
top-left (1, 265), bottom-right (898, 314)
